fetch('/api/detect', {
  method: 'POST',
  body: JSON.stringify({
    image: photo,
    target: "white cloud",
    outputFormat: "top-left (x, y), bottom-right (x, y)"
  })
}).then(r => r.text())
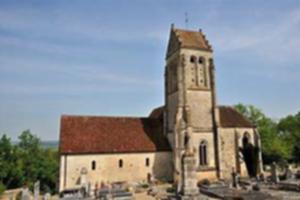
top-left (211, 8), bottom-right (300, 63)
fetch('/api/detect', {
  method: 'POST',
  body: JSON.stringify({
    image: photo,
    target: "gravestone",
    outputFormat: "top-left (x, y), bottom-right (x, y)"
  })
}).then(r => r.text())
top-left (34, 181), bottom-right (40, 200)
top-left (21, 187), bottom-right (31, 200)
top-left (271, 162), bottom-right (279, 183)
top-left (231, 168), bottom-right (239, 188)
top-left (43, 193), bottom-right (50, 200)
top-left (285, 165), bottom-right (294, 180)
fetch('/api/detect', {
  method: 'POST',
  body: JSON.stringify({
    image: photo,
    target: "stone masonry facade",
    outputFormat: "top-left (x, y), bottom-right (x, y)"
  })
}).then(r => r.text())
top-left (59, 25), bottom-right (263, 192)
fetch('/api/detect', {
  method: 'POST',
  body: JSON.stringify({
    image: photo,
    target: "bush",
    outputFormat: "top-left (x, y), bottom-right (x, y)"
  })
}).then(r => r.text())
top-left (0, 182), bottom-right (6, 195)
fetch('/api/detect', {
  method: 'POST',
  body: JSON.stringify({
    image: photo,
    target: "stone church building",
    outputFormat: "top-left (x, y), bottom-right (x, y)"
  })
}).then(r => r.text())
top-left (59, 25), bottom-right (263, 192)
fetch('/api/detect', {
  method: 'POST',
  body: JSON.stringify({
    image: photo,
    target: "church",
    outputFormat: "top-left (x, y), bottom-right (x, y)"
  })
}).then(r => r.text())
top-left (59, 25), bottom-right (263, 192)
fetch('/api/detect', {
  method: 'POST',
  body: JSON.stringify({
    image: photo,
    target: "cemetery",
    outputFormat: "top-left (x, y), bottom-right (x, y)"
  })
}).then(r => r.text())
top-left (1, 2), bottom-right (300, 200)
top-left (32, 164), bottom-right (300, 199)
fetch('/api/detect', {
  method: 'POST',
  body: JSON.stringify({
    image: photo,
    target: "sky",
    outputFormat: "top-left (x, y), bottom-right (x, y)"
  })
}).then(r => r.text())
top-left (0, 0), bottom-right (300, 141)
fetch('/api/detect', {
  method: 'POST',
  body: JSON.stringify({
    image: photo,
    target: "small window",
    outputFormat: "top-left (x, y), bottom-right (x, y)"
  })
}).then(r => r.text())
top-left (119, 159), bottom-right (123, 168)
top-left (91, 161), bottom-right (96, 170)
top-left (199, 140), bottom-right (208, 166)
top-left (190, 56), bottom-right (196, 63)
top-left (198, 57), bottom-right (204, 64)
top-left (146, 158), bottom-right (150, 167)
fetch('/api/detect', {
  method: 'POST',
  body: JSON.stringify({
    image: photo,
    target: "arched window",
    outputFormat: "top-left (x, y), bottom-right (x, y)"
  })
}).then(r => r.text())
top-left (145, 158), bottom-right (150, 167)
top-left (91, 161), bottom-right (96, 170)
top-left (199, 140), bottom-right (208, 166)
top-left (198, 57), bottom-right (204, 64)
top-left (119, 159), bottom-right (123, 168)
top-left (190, 55), bottom-right (196, 63)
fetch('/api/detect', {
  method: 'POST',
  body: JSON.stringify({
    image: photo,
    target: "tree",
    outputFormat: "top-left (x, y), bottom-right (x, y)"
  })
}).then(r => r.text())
top-left (17, 130), bottom-right (58, 194)
top-left (277, 112), bottom-right (300, 163)
top-left (0, 131), bottom-right (58, 194)
top-left (0, 135), bottom-right (24, 189)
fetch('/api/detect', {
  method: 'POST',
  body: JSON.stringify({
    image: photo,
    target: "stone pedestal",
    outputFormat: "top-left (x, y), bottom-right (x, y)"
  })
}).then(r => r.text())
top-left (181, 153), bottom-right (198, 198)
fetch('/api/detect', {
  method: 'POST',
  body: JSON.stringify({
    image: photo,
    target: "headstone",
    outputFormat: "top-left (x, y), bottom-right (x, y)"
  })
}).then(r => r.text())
top-left (34, 181), bottom-right (40, 200)
top-left (80, 167), bottom-right (88, 185)
top-left (43, 193), bottom-right (50, 200)
top-left (80, 167), bottom-right (88, 197)
top-left (94, 182), bottom-right (99, 198)
top-left (21, 187), bottom-right (31, 200)
top-left (285, 165), bottom-right (294, 180)
top-left (271, 162), bottom-right (279, 183)
top-left (231, 168), bottom-right (239, 188)
top-left (87, 182), bottom-right (92, 197)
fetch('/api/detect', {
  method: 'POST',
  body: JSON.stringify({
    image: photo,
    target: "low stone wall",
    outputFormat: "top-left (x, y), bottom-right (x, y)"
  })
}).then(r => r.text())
top-left (0, 188), bottom-right (21, 200)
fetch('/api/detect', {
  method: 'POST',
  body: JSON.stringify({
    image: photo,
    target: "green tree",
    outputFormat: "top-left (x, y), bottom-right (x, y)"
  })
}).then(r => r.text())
top-left (0, 130), bottom-right (58, 194)
top-left (18, 130), bottom-right (43, 187)
top-left (17, 130), bottom-right (58, 194)
top-left (0, 135), bottom-right (24, 189)
top-left (277, 112), bottom-right (300, 163)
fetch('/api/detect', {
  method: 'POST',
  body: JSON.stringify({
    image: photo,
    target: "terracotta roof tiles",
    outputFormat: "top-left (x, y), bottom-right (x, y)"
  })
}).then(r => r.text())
top-left (218, 106), bottom-right (254, 128)
top-left (174, 29), bottom-right (212, 51)
top-left (59, 115), bottom-right (171, 154)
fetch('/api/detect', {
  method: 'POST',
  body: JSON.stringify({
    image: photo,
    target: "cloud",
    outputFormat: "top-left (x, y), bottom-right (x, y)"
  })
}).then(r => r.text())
top-left (211, 8), bottom-right (300, 63)
top-left (0, 59), bottom-right (160, 96)
top-left (0, 4), bottom-right (166, 46)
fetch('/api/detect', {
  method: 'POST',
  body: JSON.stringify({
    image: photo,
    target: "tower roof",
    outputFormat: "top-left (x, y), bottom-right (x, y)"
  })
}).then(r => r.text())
top-left (166, 26), bottom-right (213, 58)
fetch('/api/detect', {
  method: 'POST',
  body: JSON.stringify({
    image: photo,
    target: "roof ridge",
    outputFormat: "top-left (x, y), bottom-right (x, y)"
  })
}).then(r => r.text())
top-left (174, 28), bottom-right (202, 34)
top-left (61, 114), bottom-right (149, 119)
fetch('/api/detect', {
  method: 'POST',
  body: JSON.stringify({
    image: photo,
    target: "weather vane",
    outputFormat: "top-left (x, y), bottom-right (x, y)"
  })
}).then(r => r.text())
top-left (185, 12), bottom-right (189, 29)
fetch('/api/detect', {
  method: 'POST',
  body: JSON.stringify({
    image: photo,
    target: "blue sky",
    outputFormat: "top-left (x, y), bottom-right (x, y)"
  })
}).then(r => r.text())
top-left (0, 0), bottom-right (300, 141)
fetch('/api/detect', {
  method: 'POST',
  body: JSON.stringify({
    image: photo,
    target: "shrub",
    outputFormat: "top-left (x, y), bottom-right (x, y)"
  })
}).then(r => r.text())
top-left (0, 182), bottom-right (6, 195)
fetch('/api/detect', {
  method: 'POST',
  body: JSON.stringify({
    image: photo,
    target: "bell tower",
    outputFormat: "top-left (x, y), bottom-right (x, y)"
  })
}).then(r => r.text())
top-left (164, 25), bottom-right (218, 186)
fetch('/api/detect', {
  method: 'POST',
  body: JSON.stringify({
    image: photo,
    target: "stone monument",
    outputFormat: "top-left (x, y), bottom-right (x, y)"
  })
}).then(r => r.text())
top-left (179, 112), bottom-right (199, 199)
top-left (284, 165), bottom-right (294, 180)
top-left (21, 187), bottom-right (31, 200)
top-left (43, 193), bottom-right (50, 200)
top-left (181, 152), bottom-right (198, 198)
top-left (271, 162), bottom-right (279, 183)
top-left (34, 181), bottom-right (40, 200)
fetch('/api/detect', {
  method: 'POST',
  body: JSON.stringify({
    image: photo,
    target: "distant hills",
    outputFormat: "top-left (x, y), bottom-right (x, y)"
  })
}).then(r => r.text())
top-left (41, 141), bottom-right (58, 149)
top-left (12, 140), bottom-right (58, 149)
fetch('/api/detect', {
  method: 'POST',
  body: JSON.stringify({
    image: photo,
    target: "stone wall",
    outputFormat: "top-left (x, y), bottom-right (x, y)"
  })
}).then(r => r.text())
top-left (192, 133), bottom-right (216, 168)
top-left (186, 91), bottom-right (213, 129)
top-left (167, 91), bottom-right (178, 133)
top-left (196, 170), bottom-right (217, 181)
top-left (218, 127), bottom-right (258, 179)
top-left (59, 151), bottom-right (173, 192)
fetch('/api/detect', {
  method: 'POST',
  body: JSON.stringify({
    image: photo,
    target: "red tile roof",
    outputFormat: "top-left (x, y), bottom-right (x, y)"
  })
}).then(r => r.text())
top-left (149, 106), bottom-right (164, 119)
top-left (166, 28), bottom-right (213, 58)
top-left (59, 115), bottom-right (171, 154)
top-left (175, 29), bottom-right (212, 51)
top-left (218, 106), bottom-right (254, 128)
